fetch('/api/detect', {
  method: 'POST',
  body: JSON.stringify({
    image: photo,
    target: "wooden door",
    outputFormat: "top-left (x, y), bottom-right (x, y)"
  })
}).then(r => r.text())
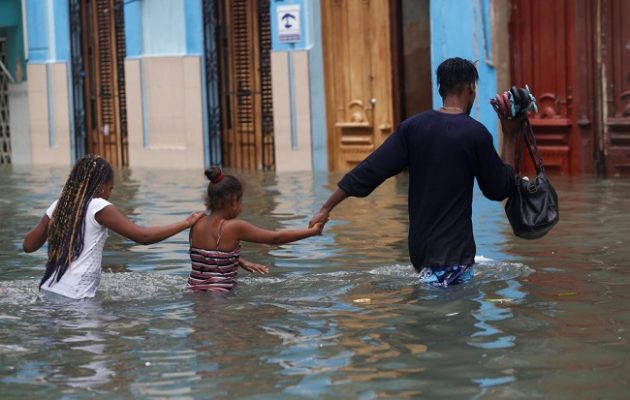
top-left (80, 0), bottom-right (128, 166)
top-left (598, 0), bottom-right (630, 176)
top-left (218, 0), bottom-right (275, 170)
top-left (321, 0), bottom-right (395, 171)
top-left (510, 0), bottom-right (582, 175)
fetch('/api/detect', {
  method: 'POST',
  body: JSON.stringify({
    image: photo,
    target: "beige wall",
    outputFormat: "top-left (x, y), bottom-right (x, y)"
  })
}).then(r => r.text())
top-left (27, 63), bottom-right (72, 165)
top-left (9, 81), bottom-right (31, 165)
top-left (272, 51), bottom-right (313, 171)
top-left (125, 56), bottom-right (205, 169)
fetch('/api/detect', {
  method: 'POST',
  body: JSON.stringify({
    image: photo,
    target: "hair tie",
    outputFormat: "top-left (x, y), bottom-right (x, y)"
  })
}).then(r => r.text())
top-left (212, 171), bottom-right (224, 184)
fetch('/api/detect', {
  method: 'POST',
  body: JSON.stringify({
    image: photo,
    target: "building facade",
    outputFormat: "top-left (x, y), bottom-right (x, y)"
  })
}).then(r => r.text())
top-left (13, 0), bottom-right (629, 176)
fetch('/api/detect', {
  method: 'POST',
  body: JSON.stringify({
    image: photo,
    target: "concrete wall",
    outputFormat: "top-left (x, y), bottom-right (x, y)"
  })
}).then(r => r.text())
top-left (124, 0), bottom-right (206, 169)
top-left (25, 0), bottom-right (73, 165)
top-left (27, 63), bottom-right (71, 165)
top-left (8, 82), bottom-right (30, 164)
top-left (270, 0), bottom-right (327, 171)
top-left (125, 57), bottom-right (205, 169)
top-left (271, 51), bottom-right (313, 171)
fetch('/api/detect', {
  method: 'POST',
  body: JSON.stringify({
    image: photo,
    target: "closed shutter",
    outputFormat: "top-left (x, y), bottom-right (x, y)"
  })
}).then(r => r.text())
top-left (82, 0), bottom-right (128, 166)
top-left (258, 0), bottom-right (275, 169)
top-left (220, 0), bottom-right (274, 170)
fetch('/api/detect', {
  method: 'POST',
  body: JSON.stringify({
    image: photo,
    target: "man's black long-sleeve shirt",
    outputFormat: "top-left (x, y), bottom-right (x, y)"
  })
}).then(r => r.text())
top-left (338, 110), bottom-right (515, 271)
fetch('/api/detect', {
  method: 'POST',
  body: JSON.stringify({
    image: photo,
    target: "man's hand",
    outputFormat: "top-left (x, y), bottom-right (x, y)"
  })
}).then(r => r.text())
top-left (499, 112), bottom-right (528, 136)
top-left (309, 210), bottom-right (329, 229)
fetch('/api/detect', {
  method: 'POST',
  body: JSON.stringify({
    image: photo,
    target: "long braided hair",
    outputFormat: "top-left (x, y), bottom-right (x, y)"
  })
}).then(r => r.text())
top-left (40, 155), bottom-right (113, 288)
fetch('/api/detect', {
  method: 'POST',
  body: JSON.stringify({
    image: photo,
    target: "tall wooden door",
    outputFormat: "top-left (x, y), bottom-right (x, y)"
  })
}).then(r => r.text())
top-left (598, 0), bottom-right (630, 176)
top-left (321, 0), bottom-right (395, 171)
top-left (218, 0), bottom-right (275, 170)
top-left (510, 0), bottom-right (582, 175)
top-left (72, 0), bottom-right (128, 166)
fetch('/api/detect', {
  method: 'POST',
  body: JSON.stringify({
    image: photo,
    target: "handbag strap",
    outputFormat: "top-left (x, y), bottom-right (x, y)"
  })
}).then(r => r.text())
top-left (515, 118), bottom-right (545, 175)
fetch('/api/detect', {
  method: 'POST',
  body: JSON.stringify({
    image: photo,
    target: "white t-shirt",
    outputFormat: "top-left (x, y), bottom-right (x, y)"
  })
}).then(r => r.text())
top-left (41, 198), bottom-right (112, 299)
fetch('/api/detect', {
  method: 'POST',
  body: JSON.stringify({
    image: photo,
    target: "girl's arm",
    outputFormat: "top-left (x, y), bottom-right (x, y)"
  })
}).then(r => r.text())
top-left (95, 205), bottom-right (204, 245)
top-left (231, 219), bottom-right (325, 246)
top-left (23, 215), bottom-right (51, 253)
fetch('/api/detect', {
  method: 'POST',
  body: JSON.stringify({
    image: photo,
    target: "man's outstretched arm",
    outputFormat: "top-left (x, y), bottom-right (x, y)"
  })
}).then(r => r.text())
top-left (309, 187), bottom-right (348, 227)
top-left (309, 124), bottom-right (409, 227)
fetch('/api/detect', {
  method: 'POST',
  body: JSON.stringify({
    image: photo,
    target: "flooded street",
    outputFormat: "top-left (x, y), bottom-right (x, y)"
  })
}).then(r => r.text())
top-left (1, 165), bottom-right (629, 398)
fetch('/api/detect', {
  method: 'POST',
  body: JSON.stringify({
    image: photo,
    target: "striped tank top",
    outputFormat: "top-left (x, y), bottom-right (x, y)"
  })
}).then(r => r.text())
top-left (187, 219), bottom-right (240, 292)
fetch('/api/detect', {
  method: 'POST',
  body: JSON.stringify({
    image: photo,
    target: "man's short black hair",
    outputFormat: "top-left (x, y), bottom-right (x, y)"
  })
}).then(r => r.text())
top-left (436, 57), bottom-right (479, 98)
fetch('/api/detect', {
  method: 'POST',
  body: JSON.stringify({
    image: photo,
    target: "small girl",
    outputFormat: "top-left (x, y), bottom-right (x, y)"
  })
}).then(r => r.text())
top-left (187, 166), bottom-right (326, 292)
top-left (23, 155), bottom-right (203, 299)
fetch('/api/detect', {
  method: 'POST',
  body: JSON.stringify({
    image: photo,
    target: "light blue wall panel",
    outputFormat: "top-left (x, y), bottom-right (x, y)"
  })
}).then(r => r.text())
top-left (184, 0), bottom-right (203, 55)
top-left (141, 0), bottom-right (186, 56)
top-left (125, 0), bottom-right (143, 57)
top-left (52, 0), bottom-right (69, 61)
top-left (430, 0), bottom-right (498, 144)
top-left (26, 0), bottom-right (49, 61)
top-left (307, 0), bottom-right (327, 171)
top-left (25, 0), bottom-right (70, 62)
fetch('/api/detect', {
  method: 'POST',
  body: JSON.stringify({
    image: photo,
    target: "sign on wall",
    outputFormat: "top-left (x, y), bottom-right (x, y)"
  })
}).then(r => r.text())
top-left (277, 4), bottom-right (301, 43)
top-left (271, 0), bottom-right (310, 51)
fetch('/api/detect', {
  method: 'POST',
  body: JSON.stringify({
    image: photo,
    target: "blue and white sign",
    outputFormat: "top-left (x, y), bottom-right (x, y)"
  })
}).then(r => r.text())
top-left (277, 4), bottom-right (301, 43)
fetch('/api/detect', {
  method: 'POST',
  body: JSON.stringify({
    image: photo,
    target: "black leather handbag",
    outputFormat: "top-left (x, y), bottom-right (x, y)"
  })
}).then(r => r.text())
top-left (505, 119), bottom-right (559, 239)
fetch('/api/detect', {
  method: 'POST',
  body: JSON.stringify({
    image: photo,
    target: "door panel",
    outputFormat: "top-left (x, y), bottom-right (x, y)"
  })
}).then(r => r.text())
top-left (321, 0), bottom-right (394, 171)
top-left (79, 0), bottom-right (128, 166)
top-left (601, 0), bottom-right (630, 176)
top-left (218, 0), bottom-right (274, 170)
top-left (510, 0), bottom-right (578, 175)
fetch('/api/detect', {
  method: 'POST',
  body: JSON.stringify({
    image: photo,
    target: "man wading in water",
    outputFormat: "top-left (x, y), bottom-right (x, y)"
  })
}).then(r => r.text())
top-left (309, 57), bottom-right (522, 287)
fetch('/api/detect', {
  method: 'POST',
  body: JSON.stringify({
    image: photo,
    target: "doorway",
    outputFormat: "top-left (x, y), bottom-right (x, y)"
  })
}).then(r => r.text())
top-left (392, 0), bottom-right (432, 124)
top-left (204, 0), bottom-right (275, 170)
top-left (321, 0), bottom-right (431, 171)
top-left (69, 0), bottom-right (128, 166)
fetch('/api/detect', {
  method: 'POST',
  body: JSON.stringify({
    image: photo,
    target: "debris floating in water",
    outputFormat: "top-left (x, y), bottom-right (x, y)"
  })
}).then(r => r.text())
top-left (486, 298), bottom-right (514, 303)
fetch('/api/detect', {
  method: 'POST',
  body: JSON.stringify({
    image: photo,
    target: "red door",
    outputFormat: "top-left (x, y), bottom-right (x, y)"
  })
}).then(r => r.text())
top-left (509, 0), bottom-right (584, 175)
top-left (599, 0), bottom-right (630, 176)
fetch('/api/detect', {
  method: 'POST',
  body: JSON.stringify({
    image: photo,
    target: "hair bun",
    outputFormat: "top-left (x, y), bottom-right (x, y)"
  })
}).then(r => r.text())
top-left (204, 166), bottom-right (224, 183)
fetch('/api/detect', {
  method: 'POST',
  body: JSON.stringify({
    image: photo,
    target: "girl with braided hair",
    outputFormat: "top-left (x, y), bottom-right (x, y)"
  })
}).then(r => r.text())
top-left (23, 155), bottom-right (203, 299)
top-left (186, 166), bottom-right (327, 292)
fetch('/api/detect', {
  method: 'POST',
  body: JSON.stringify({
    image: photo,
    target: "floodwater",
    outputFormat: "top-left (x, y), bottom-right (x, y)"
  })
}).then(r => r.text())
top-left (0, 165), bottom-right (629, 399)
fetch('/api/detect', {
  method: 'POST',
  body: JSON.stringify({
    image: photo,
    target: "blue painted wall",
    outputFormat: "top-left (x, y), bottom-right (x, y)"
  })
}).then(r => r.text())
top-left (306, 0), bottom-right (327, 171)
top-left (125, 0), bottom-right (143, 58)
top-left (125, 0), bottom-right (202, 57)
top-left (25, 0), bottom-right (71, 63)
top-left (430, 0), bottom-right (498, 144)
